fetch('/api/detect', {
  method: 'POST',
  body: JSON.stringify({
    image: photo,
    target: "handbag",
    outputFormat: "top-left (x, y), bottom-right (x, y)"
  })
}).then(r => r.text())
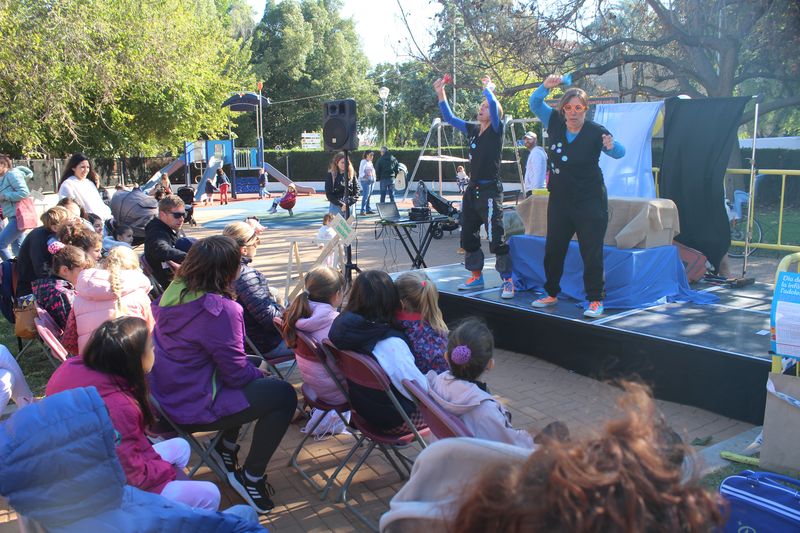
top-left (720, 470), bottom-right (800, 532)
top-left (15, 196), bottom-right (38, 230)
top-left (14, 296), bottom-right (37, 339)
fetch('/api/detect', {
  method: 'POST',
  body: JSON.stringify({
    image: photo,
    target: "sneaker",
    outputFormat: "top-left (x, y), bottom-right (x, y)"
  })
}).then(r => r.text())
top-left (500, 278), bottom-right (514, 299)
top-left (366, 209), bottom-right (375, 214)
top-left (230, 469), bottom-right (276, 514)
top-left (458, 274), bottom-right (484, 290)
top-left (583, 301), bottom-right (604, 318)
top-left (267, 206), bottom-right (277, 214)
top-left (211, 441), bottom-right (240, 477)
top-left (531, 295), bottom-right (558, 308)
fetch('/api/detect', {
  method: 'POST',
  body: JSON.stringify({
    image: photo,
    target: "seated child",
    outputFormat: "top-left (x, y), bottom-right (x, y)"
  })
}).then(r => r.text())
top-left (87, 213), bottom-right (104, 235)
top-left (32, 244), bottom-right (94, 330)
top-left (103, 223), bottom-right (134, 252)
top-left (328, 270), bottom-right (428, 434)
top-left (426, 317), bottom-right (535, 448)
top-left (284, 266), bottom-right (345, 404)
top-left (63, 246), bottom-right (154, 356)
top-left (46, 317), bottom-right (221, 510)
top-left (0, 344), bottom-right (34, 411)
top-left (395, 271), bottom-right (448, 374)
top-left (58, 218), bottom-right (103, 263)
top-left (267, 184), bottom-right (297, 215)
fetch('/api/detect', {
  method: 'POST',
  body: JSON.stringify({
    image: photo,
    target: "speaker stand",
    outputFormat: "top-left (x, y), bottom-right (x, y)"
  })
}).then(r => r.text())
top-left (341, 150), bottom-right (361, 285)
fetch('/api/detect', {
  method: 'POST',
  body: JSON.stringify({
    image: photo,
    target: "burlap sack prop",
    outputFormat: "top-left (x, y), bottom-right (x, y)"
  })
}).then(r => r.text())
top-left (503, 210), bottom-right (525, 240)
top-left (515, 194), bottom-right (681, 249)
top-left (761, 373), bottom-right (800, 474)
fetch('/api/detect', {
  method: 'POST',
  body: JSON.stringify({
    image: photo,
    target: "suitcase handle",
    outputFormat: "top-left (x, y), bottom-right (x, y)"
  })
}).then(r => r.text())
top-left (749, 471), bottom-right (800, 492)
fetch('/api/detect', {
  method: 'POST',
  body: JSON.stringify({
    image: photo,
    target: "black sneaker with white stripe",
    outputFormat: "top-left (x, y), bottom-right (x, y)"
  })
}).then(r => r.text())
top-left (211, 441), bottom-right (240, 476)
top-left (230, 469), bottom-right (276, 514)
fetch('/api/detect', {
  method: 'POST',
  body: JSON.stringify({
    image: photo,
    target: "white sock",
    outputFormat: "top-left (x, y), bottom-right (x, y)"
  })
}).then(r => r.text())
top-left (244, 470), bottom-right (262, 483)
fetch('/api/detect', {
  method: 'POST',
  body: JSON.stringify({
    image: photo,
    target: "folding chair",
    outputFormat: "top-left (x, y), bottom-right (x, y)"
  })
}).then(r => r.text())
top-left (36, 307), bottom-right (62, 338)
top-left (402, 379), bottom-right (474, 440)
top-left (139, 254), bottom-right (164, 297)
top-left (287, 330), bottom-right (353, 498)
top-left (323, 339), bottom-right (430, 530)
top-left (34, 317), bottom-right (69, 368)
top-left (148, 394), bottom-right (227, 484)
top-left (239, 316), bottom-right (297, 380)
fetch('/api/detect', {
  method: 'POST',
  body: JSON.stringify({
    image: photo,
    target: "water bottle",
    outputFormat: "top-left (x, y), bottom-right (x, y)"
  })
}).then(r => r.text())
top-left (561, 73), bottom-right (573, 87)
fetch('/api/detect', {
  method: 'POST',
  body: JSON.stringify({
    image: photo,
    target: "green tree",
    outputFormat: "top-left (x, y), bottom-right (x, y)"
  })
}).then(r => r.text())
top-left (0, 0), bottom-right (254, 157)
top-left (243, 0), bottom-right (373, 148)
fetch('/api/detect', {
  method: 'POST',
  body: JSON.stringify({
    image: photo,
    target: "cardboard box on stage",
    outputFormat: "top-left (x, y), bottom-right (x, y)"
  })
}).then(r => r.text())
top-left (515, 194), bottom-right (681, 249)
top-left (761, 372), bottom-right (800, 475)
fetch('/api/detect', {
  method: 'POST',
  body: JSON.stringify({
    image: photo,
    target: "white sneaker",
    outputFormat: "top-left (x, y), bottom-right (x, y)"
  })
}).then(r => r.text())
top-left (500, 278), bottom-right (514, 299)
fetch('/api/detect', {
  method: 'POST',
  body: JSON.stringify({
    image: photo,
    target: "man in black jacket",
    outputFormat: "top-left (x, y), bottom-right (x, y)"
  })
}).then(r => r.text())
top-left (144, 195), bottom-right (188, 290)
top-left (375, 146), bottom-right (399, 203)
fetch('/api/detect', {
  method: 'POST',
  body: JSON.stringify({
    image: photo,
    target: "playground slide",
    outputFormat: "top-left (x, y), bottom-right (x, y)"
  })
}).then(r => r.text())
top-left (193, 158), bottom-right (222, 201)
top-left (142, 154), bottom-right (186, 192)
top-left (262, 162), bottom-right (315, 195)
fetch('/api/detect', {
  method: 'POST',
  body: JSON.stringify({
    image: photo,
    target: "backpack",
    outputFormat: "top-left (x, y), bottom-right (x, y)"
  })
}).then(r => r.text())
top-left (413, 181), bottom-right (428, 208)
top-left (0, 259), bottom-right (18, 325)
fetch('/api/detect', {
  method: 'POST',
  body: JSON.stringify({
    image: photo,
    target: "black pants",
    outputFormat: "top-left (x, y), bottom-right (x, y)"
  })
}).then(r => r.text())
top-left (461, 182), bottom-right (512, 277)
top-left (183, 377), bottom-right (298, 476)
top-left (543, 189), bottom-right (608, 302)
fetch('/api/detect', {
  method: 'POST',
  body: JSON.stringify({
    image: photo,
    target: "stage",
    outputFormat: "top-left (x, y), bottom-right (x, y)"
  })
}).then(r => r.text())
top-left (413, 262), bottom-right (773, 424)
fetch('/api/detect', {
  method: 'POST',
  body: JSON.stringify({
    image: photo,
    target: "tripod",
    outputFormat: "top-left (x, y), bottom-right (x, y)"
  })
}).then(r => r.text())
top-left (341, 150), bottom-right (361, 284)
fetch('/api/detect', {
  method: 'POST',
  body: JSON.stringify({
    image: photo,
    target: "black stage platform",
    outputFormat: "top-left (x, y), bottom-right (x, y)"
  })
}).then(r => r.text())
top-left (416, 262), bottom-right (772, 424)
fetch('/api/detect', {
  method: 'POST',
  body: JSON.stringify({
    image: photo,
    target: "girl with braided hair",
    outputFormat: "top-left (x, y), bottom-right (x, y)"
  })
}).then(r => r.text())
top-left (62, 246), bottom-right (154, 356)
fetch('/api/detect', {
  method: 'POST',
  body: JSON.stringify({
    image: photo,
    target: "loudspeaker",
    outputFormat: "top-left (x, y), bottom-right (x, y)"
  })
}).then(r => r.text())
top-left (322, 99), bottom-right (358, 152)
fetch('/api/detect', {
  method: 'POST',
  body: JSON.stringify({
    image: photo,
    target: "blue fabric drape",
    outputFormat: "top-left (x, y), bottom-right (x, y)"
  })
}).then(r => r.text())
top-left (594, 102), bottom-right (662, 198)
top-left (510, 235), bottom-right (718, 309)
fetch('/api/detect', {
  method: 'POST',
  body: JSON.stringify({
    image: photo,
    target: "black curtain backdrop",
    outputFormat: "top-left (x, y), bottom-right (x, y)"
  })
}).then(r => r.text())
top-left (660, 96), bottom-right (749, 271)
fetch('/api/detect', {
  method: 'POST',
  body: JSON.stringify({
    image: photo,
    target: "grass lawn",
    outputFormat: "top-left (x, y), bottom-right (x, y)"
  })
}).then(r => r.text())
top-left (752, 205), bottom-right (800, 250)
top-left (0, 320), bottom-right (54, 397)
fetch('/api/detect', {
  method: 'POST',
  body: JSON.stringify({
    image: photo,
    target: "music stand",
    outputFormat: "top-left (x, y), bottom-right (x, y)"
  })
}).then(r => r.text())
top-left (341, 150), bottom-right (361, 284)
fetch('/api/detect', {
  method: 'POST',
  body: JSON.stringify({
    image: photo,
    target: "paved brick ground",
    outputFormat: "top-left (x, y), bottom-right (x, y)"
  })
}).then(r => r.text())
top-left (0, 193), bottom-right (764, 531)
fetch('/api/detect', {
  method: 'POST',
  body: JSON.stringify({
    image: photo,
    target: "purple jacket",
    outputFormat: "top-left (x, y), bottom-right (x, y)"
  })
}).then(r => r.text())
top-left (149, 293), bottom-right (262, 425)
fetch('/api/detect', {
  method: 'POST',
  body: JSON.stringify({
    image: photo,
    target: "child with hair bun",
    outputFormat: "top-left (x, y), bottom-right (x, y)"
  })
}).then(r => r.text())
top-left (57, 218), bottom-right (103, 262)
top-left (395, 271), bottom-right (449, 374)
top-left (31, 244), bottom-right (94, 330)
top-left (63, 246), bottom-right (154, 356)
top-left (426, 317), bottom-right (535, 448)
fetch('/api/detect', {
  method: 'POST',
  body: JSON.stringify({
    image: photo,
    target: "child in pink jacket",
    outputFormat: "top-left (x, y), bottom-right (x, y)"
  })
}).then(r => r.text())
top-left (46, 317), bottom-right (220, 510)
top-left (283, 266), bottom-right (345, 404)
top-left (63, 246), bottom-right (154, 356)
top-left (427, 317), bottom-right (535, 448)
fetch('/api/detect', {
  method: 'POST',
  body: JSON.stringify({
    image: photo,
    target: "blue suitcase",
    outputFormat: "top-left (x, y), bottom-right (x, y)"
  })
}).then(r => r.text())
top-left (720, 470), bottom-right (800, 532)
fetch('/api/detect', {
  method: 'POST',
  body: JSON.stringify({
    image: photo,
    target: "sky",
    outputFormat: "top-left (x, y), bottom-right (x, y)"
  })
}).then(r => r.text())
top-left (246, 0), bottom-right (441, 66)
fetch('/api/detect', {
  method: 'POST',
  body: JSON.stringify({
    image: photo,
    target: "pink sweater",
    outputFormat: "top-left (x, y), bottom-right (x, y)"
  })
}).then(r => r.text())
top-left (294, 301), bottom-right (345, 404)
top-left (71, 268), bottom-right (154, 355)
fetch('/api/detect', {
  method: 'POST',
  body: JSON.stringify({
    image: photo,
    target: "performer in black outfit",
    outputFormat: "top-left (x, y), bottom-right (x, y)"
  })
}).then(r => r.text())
top-left (324, 151), bottom-right (359, 217)
top-left (529, 74), bottom-right (626, 318)
top-left (434, 76), bottom-right (515, 299)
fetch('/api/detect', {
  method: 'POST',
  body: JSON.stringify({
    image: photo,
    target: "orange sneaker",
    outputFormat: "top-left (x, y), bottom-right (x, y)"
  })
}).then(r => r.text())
top-left (583, 301), bottom-right (604, 318)
top-left (531, 295), bottom-right (558, 308)
top-left (458, 273), bottom-right (484, 290)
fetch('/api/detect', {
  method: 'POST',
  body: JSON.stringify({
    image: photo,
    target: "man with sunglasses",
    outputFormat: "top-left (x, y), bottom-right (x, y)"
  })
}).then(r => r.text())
top-left (528, 74), bottom-right (625, 319)
top-left (145, 195), bottom-right (189, 289)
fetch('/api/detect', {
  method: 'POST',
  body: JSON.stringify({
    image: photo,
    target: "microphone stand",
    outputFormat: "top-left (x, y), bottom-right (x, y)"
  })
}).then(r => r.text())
top-left (341, 149), bottom-right (360, 284)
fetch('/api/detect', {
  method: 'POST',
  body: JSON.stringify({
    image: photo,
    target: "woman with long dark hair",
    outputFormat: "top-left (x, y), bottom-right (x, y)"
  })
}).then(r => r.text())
top-left (148, 235), bottom-right (297, 514)
top-left (46, 317), bottom-right (221, 510)
top-left (324, 151), bottom-right (359, 217)
top-left (58, 153), bottom-right (112, 221)
top-left (529, 75), bottom-right (625, 318)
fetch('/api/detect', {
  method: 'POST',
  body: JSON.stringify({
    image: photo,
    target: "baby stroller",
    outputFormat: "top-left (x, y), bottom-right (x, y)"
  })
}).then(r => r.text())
top-left (176, 186), bottom-right (197, 226)
top-left (425, 186), bottom-right (461, 239)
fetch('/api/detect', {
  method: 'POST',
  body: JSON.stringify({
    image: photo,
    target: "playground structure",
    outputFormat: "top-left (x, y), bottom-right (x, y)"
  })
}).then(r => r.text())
top-left (143, 90), bottom-right (313, 199)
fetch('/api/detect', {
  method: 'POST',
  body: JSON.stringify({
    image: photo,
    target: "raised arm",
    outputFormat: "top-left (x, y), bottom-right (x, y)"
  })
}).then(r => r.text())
top-left (484, 87), bottom-right (502, 133)
top-left (529, 84), bottom-right (553, 125)
top-left (433, 78), bottom-right (468, 136)
top-left (602, 135), bottom-right (626, 159)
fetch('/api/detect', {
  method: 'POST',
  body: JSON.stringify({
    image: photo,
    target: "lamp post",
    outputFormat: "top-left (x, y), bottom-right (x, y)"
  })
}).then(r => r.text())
top-left (378, 86), bottom-right (389, 146)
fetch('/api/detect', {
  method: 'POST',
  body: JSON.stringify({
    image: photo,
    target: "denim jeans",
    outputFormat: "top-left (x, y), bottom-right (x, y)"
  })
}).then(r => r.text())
top-left (379, 178), bottom-right (395, 204)
top-left (360, 180), bottom-right (374, 212)
top-left (0, 216), bottom-right (25, 260)
top-left (329, 202), bottom-right (344, 217)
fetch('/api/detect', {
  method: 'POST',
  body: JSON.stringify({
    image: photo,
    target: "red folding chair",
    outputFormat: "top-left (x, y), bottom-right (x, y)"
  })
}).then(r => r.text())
top-left (34, 317), bottom-right (69, 367)
top-left (402, 379), bottom-right (474, 440)
top-left (35, 307), bottom-right (62, 339)
top-left (287, 330), bottom-right (354, 499)
top-left (322, 339), bottom-right (430, 530)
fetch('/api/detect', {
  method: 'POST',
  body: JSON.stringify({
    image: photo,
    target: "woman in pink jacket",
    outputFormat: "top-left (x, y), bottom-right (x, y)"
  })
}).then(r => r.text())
top-left (46, 317), bottom-right (221, 510)
top-left (62, 246), bottom-right (154, 356)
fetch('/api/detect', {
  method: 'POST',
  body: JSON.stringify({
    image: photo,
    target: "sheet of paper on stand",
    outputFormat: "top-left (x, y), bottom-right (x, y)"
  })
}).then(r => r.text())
top-left (515, 194), bottom-right (680, 249)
